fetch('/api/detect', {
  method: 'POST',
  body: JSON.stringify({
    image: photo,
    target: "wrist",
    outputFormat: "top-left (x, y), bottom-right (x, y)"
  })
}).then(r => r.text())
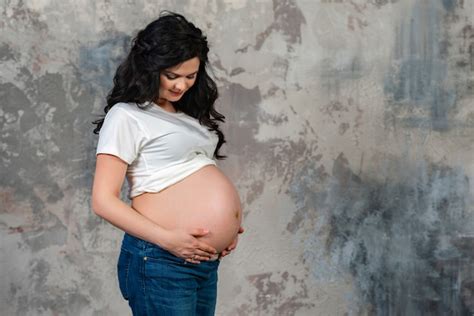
top-left (151, 226), bottom-right (171, 249)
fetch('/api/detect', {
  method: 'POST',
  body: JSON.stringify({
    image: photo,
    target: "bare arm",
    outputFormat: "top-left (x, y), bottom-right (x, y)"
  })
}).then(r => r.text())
top-left (91, 154), bottom-right (216, 262)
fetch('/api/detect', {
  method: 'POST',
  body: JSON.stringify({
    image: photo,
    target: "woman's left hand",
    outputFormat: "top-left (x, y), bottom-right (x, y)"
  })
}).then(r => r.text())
top-left (219, 226), bottom-right (244, 259)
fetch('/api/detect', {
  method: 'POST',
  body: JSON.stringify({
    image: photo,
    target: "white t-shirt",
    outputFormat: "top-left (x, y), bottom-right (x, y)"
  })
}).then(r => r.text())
top-left (95, 102), bottom-right (219, 199)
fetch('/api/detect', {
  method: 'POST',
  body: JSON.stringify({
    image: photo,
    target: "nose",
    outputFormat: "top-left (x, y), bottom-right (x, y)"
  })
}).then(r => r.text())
top-left (174, 78), bottom-right (186, 91)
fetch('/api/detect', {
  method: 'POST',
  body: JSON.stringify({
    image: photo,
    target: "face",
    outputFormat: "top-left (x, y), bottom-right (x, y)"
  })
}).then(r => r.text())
top-left (158, 56), bottom-right (200, 103)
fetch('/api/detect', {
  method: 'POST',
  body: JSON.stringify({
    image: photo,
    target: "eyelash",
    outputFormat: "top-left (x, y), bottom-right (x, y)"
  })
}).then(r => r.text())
top-left (165, 74), bottom-right (196, 80)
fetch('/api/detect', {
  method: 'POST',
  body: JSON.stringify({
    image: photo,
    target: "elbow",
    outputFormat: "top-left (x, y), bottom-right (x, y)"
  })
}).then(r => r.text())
top-left (91, 196), bottom-right (103, 216)
top-left (91, 192), bottom-right (107, 216)
top-left (91, 191), bottom-right (120, 216)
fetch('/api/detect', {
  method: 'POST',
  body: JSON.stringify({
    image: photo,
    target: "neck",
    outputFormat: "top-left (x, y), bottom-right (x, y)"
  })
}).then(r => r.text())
top-left (154, 98), bottom-right (178, 113)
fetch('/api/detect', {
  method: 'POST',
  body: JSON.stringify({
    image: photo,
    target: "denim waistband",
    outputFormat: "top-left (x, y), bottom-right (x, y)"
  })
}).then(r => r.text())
top-left (120, 232), bottom-right (144, 254)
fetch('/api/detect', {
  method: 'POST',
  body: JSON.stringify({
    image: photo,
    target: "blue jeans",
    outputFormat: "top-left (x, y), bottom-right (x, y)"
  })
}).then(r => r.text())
top-left (117, 232), bottom-right (220, 316)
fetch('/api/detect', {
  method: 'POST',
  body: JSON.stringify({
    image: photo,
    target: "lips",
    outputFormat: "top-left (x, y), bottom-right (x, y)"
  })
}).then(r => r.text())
top-left (170, 90), bottom-right (183, 96)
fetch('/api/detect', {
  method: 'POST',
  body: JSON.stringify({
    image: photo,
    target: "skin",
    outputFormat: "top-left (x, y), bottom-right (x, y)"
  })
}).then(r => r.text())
top-left (92, 154), bottom-right (219, 264)
top-left (154, 56), bottom-right (200, 113)
top-left (92, 56), bottom-right (242, 264)
top-left (220, 226), bottom-right (244, 258)
top-left (154, 56), bottom-right (244, 261)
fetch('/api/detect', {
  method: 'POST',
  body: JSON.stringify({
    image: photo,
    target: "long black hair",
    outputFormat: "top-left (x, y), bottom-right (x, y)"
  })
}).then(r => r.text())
top-left (92, 10), bottom-right (226, 159)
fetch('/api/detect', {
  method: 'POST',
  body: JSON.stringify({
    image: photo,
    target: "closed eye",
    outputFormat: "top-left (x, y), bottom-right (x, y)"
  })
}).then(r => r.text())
top-left (164, 72), bottom-right (197, 80)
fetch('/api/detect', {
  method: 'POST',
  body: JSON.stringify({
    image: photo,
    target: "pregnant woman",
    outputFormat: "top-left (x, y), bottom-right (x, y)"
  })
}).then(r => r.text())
top-left (91, 11), bottom-right (243, 315)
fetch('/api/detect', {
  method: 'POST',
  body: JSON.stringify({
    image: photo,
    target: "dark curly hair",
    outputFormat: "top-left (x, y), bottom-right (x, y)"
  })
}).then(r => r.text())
top-left (92, 10), bottom-right (227, 159)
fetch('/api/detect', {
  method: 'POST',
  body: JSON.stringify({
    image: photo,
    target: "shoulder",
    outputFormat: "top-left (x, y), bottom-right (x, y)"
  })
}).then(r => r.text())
top-left (106, 102), bottom-right (148, 122)
top-left (107, 102), bottom-right (136, 115)
top-left (105, 102), bottom-right (153, 137)
top-left (102, 103), bottom-right (143, 130)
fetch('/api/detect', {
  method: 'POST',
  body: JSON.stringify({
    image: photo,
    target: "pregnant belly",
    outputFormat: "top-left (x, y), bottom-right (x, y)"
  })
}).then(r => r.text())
top-left (131, 165), bottom-right (242, 253)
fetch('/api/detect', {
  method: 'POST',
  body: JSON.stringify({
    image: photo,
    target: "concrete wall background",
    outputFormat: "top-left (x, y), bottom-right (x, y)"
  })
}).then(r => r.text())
top-left (1, 0), bottom-right (473, 315)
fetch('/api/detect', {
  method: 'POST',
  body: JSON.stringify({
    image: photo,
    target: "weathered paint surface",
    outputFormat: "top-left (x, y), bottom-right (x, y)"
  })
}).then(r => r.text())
top-left (1, 0), bottom-right (473, 315)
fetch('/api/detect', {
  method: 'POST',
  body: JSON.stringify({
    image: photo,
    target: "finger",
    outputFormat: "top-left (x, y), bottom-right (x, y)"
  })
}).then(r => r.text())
top-left (227, 239), bottom-right (237, 250)
top-left (185, 258), bottom-right (201, 264)
top-left (187, 252), bottom-right (209, 263)
top-left (193, 249), bottom-right (213, 259)
top-left (229, 239), bottom-right (238, 248)
top-left (189, 228), bottom-right (210, 237)
top-left (194, 254), bottom-right (212, 261)
top-left (197, 242), bottom-right (217, 255)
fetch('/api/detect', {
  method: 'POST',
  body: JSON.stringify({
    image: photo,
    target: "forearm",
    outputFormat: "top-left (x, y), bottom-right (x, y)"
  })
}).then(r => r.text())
top-left (92, 195), bottom-right (168, 247)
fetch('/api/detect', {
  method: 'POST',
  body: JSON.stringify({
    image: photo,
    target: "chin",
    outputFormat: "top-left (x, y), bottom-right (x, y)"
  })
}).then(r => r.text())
top-left (168, 94), bottom-right (183, 100)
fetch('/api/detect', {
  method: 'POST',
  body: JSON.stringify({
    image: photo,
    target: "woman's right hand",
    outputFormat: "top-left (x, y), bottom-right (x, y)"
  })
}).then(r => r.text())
top-left (161, 228), bottom-right (217, 264)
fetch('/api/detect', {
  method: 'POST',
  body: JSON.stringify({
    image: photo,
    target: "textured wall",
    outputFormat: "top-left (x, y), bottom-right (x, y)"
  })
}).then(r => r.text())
top-left (1, 0), bottom-right (473, 315)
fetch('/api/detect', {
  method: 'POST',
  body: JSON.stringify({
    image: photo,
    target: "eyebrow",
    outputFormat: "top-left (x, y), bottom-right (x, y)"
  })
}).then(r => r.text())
top-left (164, 70), bottom-right (198, 77)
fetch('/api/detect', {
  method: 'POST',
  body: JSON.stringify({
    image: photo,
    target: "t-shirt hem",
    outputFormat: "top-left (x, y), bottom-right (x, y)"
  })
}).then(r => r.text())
top-left (127, 158), bottom-right (217, 199)
top-left (96, 150), bottom-right (134, 165)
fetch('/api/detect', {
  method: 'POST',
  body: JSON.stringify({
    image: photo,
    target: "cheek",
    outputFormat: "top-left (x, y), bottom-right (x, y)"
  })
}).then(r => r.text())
top-left (159, 78), bottom-right (172, 90)
top-left (188, 79), bottom-right (197, 88)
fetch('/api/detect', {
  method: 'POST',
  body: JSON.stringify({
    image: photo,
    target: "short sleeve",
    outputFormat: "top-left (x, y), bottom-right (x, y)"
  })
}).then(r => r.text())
top-left (96, 106), bottom-right (147, 164)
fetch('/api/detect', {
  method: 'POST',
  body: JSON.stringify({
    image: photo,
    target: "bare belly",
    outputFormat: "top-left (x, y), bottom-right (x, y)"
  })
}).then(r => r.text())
top-left (131, 165), bottom-right (242, 253)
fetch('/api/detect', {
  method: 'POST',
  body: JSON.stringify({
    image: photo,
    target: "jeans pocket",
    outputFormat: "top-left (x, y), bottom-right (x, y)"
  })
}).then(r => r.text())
top-left (117, 248), bottom-right (132, 300)
top-left (144, 257), bottom-right (197, 309)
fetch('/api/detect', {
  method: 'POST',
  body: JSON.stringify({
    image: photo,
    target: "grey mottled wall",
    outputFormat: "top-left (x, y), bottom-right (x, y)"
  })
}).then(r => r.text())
top-left (1, 0), bottom-right (473, 315)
